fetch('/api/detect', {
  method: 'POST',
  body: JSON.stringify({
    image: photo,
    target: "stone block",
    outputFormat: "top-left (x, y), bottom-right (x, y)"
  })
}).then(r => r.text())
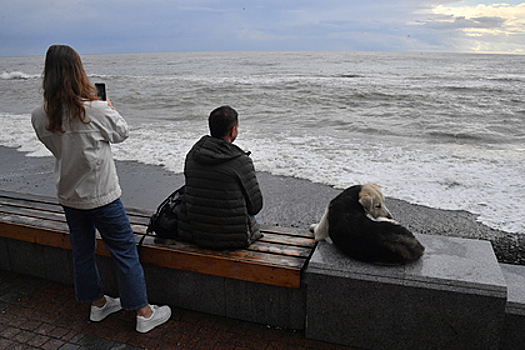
top-left (0, 238), bottom-right (10, 270)
top-left (143, 264), bottom-right (306, 330)
top-left (305, 234), bottom-right (507, 350)
top-left (499, 263), bottom-right (525, 350)
top-left (6, 239), bottom-right (47, 278)
top-left (225, 278), bottom-right (306, 329)
top-left (144, 265), bottom-right (226, 317)
top-left (43, 245), bottom-right (73, 284)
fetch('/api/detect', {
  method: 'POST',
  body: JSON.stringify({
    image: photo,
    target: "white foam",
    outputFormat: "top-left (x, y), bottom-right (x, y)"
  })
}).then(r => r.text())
top-left (1, 71), bottom-right (39, 80)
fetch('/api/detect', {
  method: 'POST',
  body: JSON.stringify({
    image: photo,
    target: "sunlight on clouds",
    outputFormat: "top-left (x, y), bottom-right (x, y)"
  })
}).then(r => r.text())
top-left (432, 3), bottom-right (525, 53)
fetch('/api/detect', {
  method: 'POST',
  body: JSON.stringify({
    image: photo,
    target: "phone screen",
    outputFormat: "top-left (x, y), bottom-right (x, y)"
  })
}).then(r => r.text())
top-left (95, 83), bottom-right (106, 101)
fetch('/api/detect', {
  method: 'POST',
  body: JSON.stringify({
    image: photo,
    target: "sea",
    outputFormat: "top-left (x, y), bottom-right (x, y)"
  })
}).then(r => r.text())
top-left (0, 51), bottom-right (524, 234)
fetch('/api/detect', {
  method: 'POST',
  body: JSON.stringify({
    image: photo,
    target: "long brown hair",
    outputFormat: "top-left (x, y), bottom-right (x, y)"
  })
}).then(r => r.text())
top-left (43, 45), bottom-right (99, 133)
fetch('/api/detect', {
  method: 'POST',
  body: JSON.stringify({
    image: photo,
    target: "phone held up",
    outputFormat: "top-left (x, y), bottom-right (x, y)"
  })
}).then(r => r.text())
top-left (95, 83), bottom-right (106, 101)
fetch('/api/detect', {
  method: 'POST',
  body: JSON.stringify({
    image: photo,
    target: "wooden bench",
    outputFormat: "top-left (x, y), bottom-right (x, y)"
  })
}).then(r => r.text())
top-left (0, 190), bottom-right (315, 289)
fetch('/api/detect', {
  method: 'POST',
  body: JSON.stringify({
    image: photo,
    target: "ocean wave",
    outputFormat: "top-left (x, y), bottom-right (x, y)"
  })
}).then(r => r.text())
top-left (486, 76), bottom-right (525, 83)
top-left (335, 74), bottom-right (364, 79)
top-left (88, 73), bottom-right (115, 80)
top-left (1, 71), bottom-right (40, 80)
top-left (427, 130), bottom-right (506, 144)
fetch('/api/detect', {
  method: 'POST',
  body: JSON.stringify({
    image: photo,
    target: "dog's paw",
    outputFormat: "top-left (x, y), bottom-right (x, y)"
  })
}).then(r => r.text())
top-left (309, 223), bottom-right (317, 233)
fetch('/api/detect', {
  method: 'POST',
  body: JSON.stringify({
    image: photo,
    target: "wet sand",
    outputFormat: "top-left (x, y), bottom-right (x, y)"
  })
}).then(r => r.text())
top-left (1, 145), bottom-right (523, 265)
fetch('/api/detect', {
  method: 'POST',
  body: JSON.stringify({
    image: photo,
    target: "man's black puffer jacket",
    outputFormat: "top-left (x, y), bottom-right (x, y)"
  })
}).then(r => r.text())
top-left (178, 135), bottom-right (263, 250)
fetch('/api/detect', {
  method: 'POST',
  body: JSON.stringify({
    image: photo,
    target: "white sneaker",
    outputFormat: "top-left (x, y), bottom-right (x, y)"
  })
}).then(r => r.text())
top-left (90, 295), bottom-right (122, 322)
top-left (136, 305), bottom-right (172, 333)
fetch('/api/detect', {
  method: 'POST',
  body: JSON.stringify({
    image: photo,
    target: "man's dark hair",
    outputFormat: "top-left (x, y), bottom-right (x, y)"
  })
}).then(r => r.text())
top-left (209, 106), bottom-right (238, 138)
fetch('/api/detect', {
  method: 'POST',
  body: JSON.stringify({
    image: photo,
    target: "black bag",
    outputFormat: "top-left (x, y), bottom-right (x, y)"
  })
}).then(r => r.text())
top-left (147, 185), bottom-right (185, 239)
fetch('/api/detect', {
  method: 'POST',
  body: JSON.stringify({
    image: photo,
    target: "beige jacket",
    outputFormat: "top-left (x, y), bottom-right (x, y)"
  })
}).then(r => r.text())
top-left (31, 101), bottom-right (129, 210)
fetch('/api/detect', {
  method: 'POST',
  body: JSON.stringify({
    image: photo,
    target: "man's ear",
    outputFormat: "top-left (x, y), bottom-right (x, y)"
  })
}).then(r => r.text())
top-left (228, 125), bottom-right (238, 142)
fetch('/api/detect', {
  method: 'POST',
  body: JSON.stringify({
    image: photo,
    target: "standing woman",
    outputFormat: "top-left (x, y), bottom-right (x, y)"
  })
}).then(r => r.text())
top-left (31, 45), bottom-right (171, 333)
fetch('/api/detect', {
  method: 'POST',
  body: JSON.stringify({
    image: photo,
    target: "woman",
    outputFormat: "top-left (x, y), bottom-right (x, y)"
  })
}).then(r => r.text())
top-left (31, 45), bottom-right (171, 333)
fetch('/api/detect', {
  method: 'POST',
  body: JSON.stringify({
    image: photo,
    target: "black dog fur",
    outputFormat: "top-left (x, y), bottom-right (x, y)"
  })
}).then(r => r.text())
top-left (328, 185), bottom-right (425, 265)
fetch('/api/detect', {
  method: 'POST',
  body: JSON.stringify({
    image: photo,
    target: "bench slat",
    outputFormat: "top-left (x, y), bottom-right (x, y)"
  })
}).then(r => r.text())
top-left (142, 236), bottom-right (308, 266)
top-left (0, 198), bottom-right (151, 227)
top-left (259, 224), bottom-right (313, 238)
top-left (248, 241), bottom-right (312, 258)
top-left (0, 189), bottom-right (155, 219)
top-left (0, 196), bottom-right (63, 215)
top-left (140, 231), bottom-right (314, 258)
top-left (138, 243), bottom-right (302, 287)
top-left (0, 204), bottom-right (67, 223)
top-left (259, 232), bottom-right (315, 248)
top-left (0, 190), bottom-right (57, 203)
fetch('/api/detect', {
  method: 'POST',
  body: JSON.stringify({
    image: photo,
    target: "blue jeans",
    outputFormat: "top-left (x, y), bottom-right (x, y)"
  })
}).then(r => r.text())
top-left (63, 199), bottom-right (148, 310)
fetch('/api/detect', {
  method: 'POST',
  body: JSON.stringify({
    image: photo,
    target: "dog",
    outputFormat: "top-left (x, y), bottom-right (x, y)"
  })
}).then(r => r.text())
top-left (310, 184), bottom-right (424, 265)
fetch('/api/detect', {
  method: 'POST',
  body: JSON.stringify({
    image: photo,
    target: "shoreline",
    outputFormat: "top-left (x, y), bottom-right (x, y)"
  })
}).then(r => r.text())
top-left (1, 145), bottom-right (523, 265)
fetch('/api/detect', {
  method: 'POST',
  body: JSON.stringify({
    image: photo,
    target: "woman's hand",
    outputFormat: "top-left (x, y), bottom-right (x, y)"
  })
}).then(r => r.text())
top-left (106, 98), bottom-right (115, 110)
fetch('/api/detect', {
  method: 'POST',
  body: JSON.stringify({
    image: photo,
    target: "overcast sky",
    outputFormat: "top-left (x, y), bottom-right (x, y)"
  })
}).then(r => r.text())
top-left (1, 0), bottom-right (524, 56)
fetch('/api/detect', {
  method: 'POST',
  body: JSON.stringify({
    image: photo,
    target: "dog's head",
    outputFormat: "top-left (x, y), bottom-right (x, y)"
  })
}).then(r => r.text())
top-left (358, 183), bottom-right (393, 219)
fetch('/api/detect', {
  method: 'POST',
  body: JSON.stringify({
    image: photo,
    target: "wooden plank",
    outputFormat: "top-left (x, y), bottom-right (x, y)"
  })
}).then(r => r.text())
top-left (0, 197), bottom-right (63, 215)
top-left (138, 245), bottom-right (302, 288)
top-left (259, 232), bottom-right (315, 248)
top-left (259, 224), bottom-right (314, 238)
top-left (125, 206), bottom-right (154, 217)
top-left (0, 205), bottom-right (66, 223)
top-left (247, 241), bottom-right (312, 258)
top-left (0, 190), bottom-right (152, 219)
top-left (0, 198), bottom-right (151, 228)
top-left (0, 221), bottom-right (112, 258)
top-left (0, 190), bottom-right (58, 204)
top-left (139, 238), bottom-right (306, 269)
top-left (138, 231), bottom-right (313, 258)
top-left (0, 213), bottom-right (68, 232)
top-left (137, 234), bottom-right (312, 259)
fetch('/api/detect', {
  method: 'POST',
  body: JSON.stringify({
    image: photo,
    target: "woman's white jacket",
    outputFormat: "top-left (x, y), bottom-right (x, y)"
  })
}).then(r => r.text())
top-left (31, 100), bottom-right (128, 210)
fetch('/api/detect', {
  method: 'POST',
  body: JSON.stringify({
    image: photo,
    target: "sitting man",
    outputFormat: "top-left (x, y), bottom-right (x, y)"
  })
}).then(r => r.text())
top-left (178, 106), bottom-right (263, 250)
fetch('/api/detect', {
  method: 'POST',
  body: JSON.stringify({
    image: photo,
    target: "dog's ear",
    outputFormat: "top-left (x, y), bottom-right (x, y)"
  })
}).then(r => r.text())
top-left (364, 183), bottom-right (385, 201)
top-left (359, 195), bottom-right (373, 212)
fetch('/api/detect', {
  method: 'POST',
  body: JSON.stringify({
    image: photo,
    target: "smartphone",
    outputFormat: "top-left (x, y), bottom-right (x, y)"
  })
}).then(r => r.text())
top-left (95, 83), bottom-right (106, 101)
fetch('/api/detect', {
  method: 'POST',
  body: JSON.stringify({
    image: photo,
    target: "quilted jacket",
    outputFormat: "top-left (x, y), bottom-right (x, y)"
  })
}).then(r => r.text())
top-left (178, 135), bottom-right (263, 250)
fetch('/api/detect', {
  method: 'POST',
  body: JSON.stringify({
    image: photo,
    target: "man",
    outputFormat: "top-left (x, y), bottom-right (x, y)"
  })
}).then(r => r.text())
top-left (178, 106), bottom-right (263, 250)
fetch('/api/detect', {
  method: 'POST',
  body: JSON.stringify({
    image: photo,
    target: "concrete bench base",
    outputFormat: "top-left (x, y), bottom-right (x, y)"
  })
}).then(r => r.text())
top-left (0, 237), bottom-right (306, 330)
top-left (305, 234), bottom-right (508, 350)
top-left (500, 263), bottom-right (525, 350)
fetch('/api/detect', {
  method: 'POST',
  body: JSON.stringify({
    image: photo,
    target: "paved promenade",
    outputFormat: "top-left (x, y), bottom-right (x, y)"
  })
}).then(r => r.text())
top-left (0, 270), bottom-right (357, 350)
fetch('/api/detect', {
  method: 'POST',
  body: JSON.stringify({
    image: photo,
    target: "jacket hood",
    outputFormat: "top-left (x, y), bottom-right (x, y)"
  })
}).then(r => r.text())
top-left (191, 135), bottom-right (248, 165)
